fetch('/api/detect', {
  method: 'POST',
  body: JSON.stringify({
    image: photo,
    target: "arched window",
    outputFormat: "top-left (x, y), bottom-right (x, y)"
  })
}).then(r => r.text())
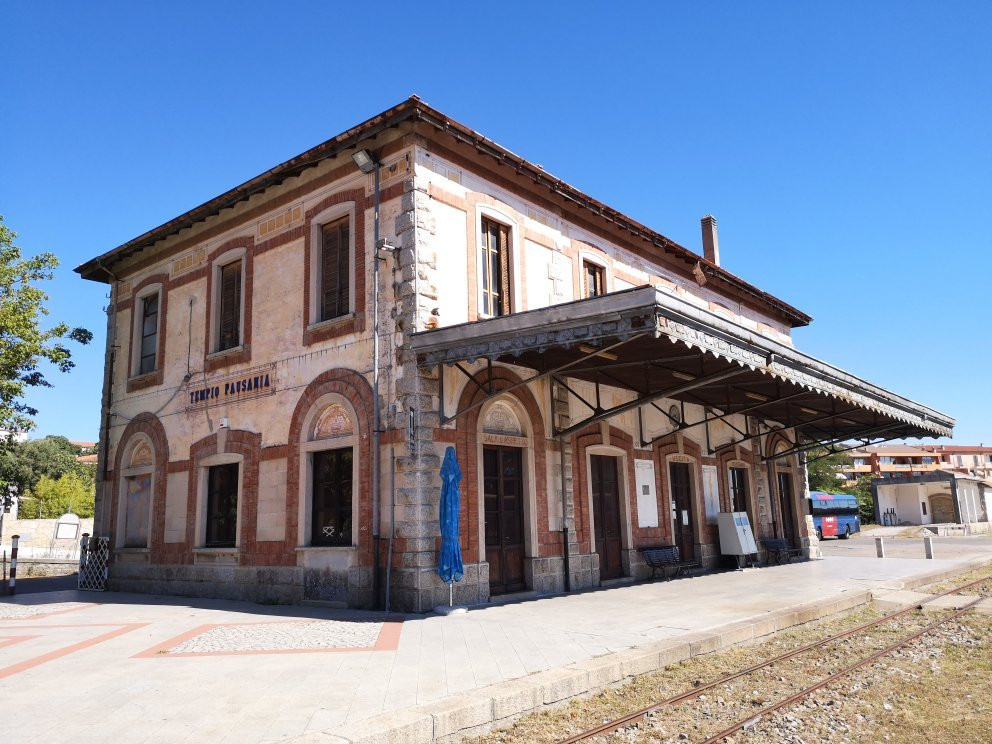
top-left (119, 436), bottom-right (154, 549)
top-left (302, 399), bottom-right (359, 547)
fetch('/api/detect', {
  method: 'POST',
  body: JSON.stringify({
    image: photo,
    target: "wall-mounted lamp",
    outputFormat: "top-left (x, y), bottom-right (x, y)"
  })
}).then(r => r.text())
top-left (351, 148), bottom-right (378, 174)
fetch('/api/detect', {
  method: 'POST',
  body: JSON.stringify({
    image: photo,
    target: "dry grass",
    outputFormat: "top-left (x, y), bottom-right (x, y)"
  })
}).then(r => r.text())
top-left (469, 597), bottom-right (992, 744)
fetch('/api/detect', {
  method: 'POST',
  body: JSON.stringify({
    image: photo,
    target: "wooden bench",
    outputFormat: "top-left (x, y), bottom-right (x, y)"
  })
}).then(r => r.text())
top-left (640, 545), bottom-right (700, 580)
top-left (762, 538), bottom-right (804, 565)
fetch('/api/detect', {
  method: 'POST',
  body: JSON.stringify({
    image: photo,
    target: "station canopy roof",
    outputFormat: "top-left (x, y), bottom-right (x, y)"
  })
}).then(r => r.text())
top-left (410, 286), bottom-right (953, 461)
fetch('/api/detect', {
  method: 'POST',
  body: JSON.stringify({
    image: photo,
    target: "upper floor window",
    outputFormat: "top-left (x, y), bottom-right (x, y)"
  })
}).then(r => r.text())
top-left (218, 260), bottom-right (242, 352)
top-left (320, 216), bottom-right (350, 321)
top-left (583, 261), bottom-right (605, 299)
top-left (137, 292), bottom-right (159, 375)
top-left (922, 456), bottom-right (933, 465)
top-left (853, 458), bottom-right (865, 467)
top-left (880, 457), bottom-right (893, 465)
top-left (480, 217), bottom-right (511, 317)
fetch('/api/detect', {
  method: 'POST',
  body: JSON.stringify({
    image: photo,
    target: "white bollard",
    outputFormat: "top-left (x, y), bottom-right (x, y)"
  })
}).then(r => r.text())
top-left (924, 536), bottom-right (935, 559)
top-left (875, 536), bottom-right (886, 558)
top-left (8, 534), bottom-right (18, 595)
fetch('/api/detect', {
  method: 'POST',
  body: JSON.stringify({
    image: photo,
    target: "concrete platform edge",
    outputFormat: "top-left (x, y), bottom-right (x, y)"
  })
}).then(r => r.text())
top-left (293, 560), bottom-right (992, 744)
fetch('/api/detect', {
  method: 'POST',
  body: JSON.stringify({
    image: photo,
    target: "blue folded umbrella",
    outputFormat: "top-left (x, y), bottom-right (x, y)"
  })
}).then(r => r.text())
top-left (437, 446), bottom-right (464, 585)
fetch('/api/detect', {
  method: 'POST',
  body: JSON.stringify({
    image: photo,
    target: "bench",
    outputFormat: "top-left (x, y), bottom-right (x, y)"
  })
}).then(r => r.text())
top-left (640, 545), bottom-right (700, 580)
top-left (762, 538), bottom-right (803, 565)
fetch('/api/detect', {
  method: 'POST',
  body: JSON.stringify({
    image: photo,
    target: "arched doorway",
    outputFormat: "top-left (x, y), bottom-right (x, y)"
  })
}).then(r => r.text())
top-left (480, 400), bottom-right (529, 595)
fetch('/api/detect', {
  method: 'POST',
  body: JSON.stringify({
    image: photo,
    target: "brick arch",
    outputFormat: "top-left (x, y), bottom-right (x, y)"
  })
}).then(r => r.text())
top-left (716, 444), bottom-right (762, 538)
top-left (764, 431), bottom-right (808, 540)
top-left (112, 412), bottom-right (169, 560)
top-left (452, 365), bottom-right (550, 565)
top-left (653, 433), bottom-right (707, 551)
top-left (284, 368), bottom-right (375, 565)
top-left (572, 424), bottom-right (655, 560)
top-left (185, 428), bottom-right (263, 564)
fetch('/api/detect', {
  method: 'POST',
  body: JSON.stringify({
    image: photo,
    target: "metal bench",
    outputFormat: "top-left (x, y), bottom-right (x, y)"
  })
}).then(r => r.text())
top-left (762, 538), bottom-right (803, 565)
top-left (640, 545), bottom-right (700, 580)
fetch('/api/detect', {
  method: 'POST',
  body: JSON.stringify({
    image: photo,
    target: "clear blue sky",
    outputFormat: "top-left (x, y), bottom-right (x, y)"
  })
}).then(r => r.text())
top-left (2, 2), bottom-right (990, 445)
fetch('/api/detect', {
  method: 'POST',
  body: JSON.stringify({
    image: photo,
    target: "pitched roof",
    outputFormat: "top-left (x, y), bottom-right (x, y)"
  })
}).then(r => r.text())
top-left (75, 96), bottom-right (811, 327)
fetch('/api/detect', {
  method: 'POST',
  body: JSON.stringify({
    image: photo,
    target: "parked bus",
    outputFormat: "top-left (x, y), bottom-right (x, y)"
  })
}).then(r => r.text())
top-left (809, 491), bottom-right (861, 540)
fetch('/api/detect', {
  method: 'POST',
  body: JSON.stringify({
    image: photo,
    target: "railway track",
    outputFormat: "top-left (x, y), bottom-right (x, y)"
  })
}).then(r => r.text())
top-left (559, 574), bottom-right (991, 743)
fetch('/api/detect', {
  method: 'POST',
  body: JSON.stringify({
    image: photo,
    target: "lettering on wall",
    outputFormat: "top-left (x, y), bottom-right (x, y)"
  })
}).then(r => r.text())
top-left (186, 363), bottom-right (276, 410)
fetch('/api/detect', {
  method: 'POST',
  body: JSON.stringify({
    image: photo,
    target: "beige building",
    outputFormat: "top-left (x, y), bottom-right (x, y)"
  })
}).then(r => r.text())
top-left (843, 444), bottom-right (992, 481)
top-left (76, 97), bottom-right (953, 611)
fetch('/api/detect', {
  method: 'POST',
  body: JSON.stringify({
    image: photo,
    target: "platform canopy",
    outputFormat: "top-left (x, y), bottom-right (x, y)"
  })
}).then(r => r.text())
top-left (410, 286), bottom-right (953, 461)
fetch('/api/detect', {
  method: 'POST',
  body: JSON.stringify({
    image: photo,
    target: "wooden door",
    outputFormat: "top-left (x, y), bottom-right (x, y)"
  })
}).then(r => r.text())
top-left (484, 447), bottom-right (526, 595)
top-left (777, 471), bottom-right (796, 543)
top-left (590, 455), bottom-right (624, 580)
top-left (668, 462), bottom-right (695, 561)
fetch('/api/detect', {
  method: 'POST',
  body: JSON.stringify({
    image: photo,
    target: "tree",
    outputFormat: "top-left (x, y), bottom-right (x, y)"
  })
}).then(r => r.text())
top-left (806, 449), bottom-right (854, 493)
top-left (0, 215), bottom-right (92, 434)
top-left (21, 471), bottom-right (95, 518)
top-left (0, 435), bottom-right (95, 507)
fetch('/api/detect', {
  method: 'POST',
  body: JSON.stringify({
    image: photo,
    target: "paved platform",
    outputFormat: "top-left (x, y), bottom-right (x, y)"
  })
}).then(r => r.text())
top-left (1, 546), bottom-right (990, 744)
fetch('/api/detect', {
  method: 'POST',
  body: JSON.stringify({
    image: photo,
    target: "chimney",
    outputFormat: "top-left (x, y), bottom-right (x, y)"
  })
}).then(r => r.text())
top-left (701, 214), bottom-right (720, 266)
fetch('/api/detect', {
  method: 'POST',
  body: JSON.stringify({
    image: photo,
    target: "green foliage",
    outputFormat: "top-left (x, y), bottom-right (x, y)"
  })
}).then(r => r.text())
top-left (0, 435), bottom-right (95, 508)
top-left (806, 449), bottom-right (854, 494)
top-left (850, 474), bottom-right (876, 523)
top-left (0, 215), bottom-right (92, 433)
top-left (21, 471), bottom-right (95, 518)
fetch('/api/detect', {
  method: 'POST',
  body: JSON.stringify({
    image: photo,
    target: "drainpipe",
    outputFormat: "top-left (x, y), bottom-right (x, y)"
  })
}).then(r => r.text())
top-left (559, 434), bottom-right (570, 592)
top-left (371, 160), bottom-right (382, 610)
top-left (95, 258), bottom-right (120, 538)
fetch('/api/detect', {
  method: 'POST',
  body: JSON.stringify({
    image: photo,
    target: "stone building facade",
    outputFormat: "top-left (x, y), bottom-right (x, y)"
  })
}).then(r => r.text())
top-left (77, 97), bottom-right (953, 611)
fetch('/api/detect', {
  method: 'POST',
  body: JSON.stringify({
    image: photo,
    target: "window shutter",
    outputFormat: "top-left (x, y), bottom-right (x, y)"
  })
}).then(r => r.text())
top-left (219, 261), bottom-right (242, 351)
top-left (498, 224), bottom-right (511, 315)
top-left (320, 220), bottom-right (349, 320)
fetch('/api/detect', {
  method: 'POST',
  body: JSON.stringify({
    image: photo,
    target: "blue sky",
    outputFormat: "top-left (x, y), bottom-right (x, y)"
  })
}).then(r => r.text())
top-left (2, 2), bottom-right (990, 444)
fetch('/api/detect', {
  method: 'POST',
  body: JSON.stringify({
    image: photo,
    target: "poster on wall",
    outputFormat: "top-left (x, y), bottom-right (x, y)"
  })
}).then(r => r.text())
top-left (634, 459), bottom-right (659, 528)
top-left (702, 464), bottom-right (720, 525)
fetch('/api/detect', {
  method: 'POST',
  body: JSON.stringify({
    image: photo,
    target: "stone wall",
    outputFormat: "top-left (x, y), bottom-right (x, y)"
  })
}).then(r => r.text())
top-left (0, 517), bottom-right (93, 559)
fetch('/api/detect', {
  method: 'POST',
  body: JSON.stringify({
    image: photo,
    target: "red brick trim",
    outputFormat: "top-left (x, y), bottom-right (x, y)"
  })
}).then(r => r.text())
top-left (716, 444), bottom-right (762, 539)
top-left (203, 236), bottom-right (254, 373)
top-left (653, 435), bottom-right (707, 550)
top-left (284, 369), bottom-right (375, 567)
top-left (765, 431), bottom-right (808, 539)
top-left (111, 413), bottom-right (170, 562)
top-left (124, 274), bottom-right (169, 393)
top-left (302, 189), bottom-right (367, 346)
top-left (452, 366), bottom-right (551, 564)
top-left (185, 429), bottom-right (262, 565)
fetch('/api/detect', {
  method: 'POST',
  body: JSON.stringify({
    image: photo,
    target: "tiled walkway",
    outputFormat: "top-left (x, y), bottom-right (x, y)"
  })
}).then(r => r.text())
top-left (1, 536), bottom-right (990, 744)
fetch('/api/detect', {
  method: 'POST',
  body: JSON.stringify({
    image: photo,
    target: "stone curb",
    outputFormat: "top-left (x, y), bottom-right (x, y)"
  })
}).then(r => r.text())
top-left (292, 588), bottom-right (900, 743)
top-left (295, 557), bottom-right (992, 743)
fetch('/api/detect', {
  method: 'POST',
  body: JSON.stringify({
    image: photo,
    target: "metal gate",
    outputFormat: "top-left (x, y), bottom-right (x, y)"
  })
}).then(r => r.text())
top-left (77, 535), bottom-right (110, 591)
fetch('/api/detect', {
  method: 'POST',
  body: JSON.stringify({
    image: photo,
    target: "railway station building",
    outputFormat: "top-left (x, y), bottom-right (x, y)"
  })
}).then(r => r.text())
top-left (76, 97), bottom-right (954, 612)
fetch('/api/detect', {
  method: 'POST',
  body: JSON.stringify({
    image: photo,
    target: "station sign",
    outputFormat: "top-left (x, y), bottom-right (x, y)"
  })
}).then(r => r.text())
top-left (186, 363), bottom-right (277, 410)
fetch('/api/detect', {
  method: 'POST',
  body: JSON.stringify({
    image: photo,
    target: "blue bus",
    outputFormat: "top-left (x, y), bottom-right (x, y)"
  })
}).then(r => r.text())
top-left (809, 491), bottom-right (861, 540)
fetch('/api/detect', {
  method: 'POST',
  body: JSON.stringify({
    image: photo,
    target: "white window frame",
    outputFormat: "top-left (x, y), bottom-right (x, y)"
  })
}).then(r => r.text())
top-left (308, 202), bottom-right (356, 328)
top-left (577, 251), bottom-right (610, 299)
top-left (130, 283), bottom-right (163, 378)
